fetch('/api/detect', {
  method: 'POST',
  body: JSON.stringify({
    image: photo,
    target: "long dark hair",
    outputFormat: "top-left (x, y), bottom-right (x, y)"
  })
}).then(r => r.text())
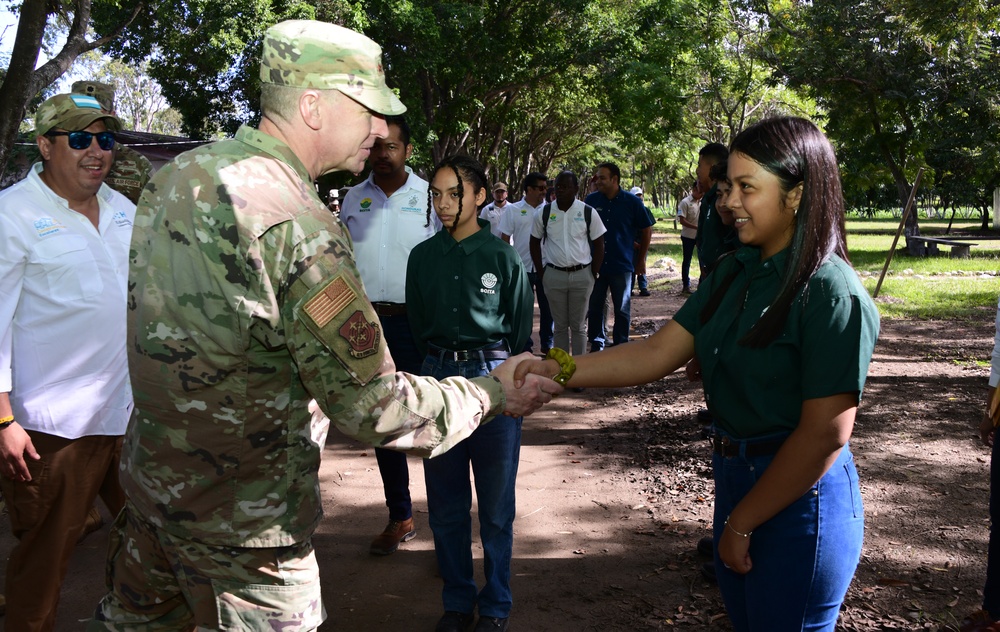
top-left (707, 116), bottom-right (849, 347)
top-left (425, 154), bottom-right (489, 234)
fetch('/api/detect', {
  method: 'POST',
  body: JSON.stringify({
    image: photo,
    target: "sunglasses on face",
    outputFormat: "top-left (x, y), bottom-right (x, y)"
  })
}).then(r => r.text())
top-left (45, 130), bottom-right (117, 151)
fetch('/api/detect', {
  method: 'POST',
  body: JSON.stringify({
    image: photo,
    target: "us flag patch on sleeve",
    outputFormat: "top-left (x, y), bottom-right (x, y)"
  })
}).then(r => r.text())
top-left (298, 272), bottom-right (386, 386)
top-left (303, 277), bottom-right (356, 327)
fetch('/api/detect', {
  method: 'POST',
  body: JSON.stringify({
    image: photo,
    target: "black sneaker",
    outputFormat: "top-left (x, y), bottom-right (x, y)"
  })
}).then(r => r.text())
top-left (474, 616), bottom-right (509, 632)
top-left (639, 289), bottom-right (651, 297)
top-left (436, 611), bottom-right (475, 632)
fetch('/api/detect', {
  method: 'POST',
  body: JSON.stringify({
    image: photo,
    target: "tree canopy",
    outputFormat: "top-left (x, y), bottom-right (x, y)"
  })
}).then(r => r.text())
top-left (2, 0), bottom-right (999, 215)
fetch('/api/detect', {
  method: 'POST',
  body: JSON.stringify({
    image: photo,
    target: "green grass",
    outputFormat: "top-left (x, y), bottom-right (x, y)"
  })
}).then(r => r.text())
top-left (646, 215), bottom-right (1000, 320)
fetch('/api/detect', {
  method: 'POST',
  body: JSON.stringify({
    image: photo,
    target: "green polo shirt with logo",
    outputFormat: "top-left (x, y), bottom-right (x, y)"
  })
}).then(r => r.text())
top-left (406, 219), bottom-right (532, 355)
top-left (673, 246), bottom-right (880, 439)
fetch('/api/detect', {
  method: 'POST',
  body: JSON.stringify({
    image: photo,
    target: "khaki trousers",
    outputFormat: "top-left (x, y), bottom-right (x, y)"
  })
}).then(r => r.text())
top-left (0, 432), bottom-right (124, 632)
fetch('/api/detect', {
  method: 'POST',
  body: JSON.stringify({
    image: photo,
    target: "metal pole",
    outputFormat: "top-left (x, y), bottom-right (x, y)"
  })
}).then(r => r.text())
top-left (873, 167), bottom-right (925, 299)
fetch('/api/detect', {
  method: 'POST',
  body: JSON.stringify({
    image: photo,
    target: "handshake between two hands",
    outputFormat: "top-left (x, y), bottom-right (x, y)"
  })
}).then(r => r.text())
top-left (489, 352), bottom-right (563, 417)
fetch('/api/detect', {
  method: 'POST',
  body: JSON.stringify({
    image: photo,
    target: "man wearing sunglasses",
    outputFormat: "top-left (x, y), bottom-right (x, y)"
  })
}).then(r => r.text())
top-left (0, 93), bottom-right (135, 630)
top-left (71, 81), bottom-right (154, 205)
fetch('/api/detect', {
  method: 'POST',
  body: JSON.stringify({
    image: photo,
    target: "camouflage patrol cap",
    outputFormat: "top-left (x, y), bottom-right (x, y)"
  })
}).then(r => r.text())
top-left (260, 20), bottom-right (406, 116)
top-left (72, 81), bottom-right (116, 112)
top-left (35, 93), bottom-right (122, 136)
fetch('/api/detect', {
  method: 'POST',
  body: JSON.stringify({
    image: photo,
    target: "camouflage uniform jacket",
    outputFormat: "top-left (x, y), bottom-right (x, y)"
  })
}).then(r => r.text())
top-left (104, 145), bottom-right (153, 204)
top-left (125, 125), bottom-right (506, 547)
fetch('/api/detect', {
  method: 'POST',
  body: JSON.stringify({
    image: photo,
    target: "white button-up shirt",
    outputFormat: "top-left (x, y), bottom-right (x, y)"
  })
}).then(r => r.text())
top-left (499, 199), bottom-right (544, 272)
top-left (530, 199), bottom-right (607, 268)
top-left (340, 169), bottom-right (437, 303)
top-left (479, 202), bottom-right (507, 238)
top-left (0, 163), bottom-right (135, 438)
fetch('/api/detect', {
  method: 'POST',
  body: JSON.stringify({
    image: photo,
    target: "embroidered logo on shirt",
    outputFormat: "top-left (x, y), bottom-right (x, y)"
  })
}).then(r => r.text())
top-left (339, 310), bottom-right (381, 358)
top-left (520, 208), bottom-right (528, 216)
top-left (33, 217), bottom-right (65, 237)
top-left (303, 277), bottom-right (356, 328)
top-left (480, 272), bottom-right (498, 295)
top-left (360, 198), bottom-right (372, 211)
top-left (408, 194), bottom-right (420, 207)
top-left (112, 210), bottom-right (132, 228)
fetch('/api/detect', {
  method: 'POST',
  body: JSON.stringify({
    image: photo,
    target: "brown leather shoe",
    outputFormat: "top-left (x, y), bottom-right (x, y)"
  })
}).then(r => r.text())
top-left (77, 507), bottom-right (105, 544)
top-left (959, 609), bottom-right (1000, 632)
top-left (369, 518), bottom-right (416, 556)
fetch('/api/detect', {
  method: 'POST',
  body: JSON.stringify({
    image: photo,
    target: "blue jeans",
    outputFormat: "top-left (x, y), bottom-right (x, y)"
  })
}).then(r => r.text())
top-left (712, 431), bottom-right (863, 631)
top-left (631, 248), bottom-right (648, 293)
top-left (680, 236), bottom-right (696, 288)
top-left (985, 434), bottom-right (1000, 617)
top-left (374, 313), bottom-right (420, 521)
top-left (527, 271), bottom-right (554, 352)
top-left (587, 271), bottom-right (631, 350)
top-left (421, 350), bottom-right (522, 618)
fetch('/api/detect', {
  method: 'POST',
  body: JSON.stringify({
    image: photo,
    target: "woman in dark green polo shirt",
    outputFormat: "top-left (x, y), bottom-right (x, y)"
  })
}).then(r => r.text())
top-left (517, 117), bottom-right (879, 631)
top-left (406, 155), bottom-right (532, 632)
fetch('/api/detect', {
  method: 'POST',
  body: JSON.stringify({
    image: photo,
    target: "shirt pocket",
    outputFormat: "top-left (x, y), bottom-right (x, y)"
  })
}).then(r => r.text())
top-left (395, 207), bottom-right (433, 251)
top-left (30, 234), bottom-right (104, 300)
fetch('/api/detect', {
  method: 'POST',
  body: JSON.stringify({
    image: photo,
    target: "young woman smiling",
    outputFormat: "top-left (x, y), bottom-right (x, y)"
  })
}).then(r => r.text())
top-left (516, 117), bottom-right (880, 631)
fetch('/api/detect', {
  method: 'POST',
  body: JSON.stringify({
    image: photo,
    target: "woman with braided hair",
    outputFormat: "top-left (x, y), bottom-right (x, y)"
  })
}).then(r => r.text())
top-left (406, 154), bottom-right (532, 632)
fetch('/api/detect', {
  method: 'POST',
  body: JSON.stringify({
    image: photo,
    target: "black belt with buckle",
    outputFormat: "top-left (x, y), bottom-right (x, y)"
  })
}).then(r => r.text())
top-left (428, 343), bottom-right (510, 362)
top-left (371, 302), bottom-right (407, 317)
top-left (546, 263), bottom-right (588, 272)
top-left (712, 434), bottom-right (787, 458)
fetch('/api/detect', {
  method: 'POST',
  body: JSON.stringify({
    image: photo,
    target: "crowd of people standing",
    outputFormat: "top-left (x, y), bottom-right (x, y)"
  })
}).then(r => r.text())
top-left (21, 13), bottom-right (1000, 632)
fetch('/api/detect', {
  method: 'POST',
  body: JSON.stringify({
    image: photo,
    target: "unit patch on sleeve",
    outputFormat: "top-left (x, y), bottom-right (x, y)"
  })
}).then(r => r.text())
top-left (297, 272), bottom-right (387, 385)
top-left (339, 310), bottom-right (381, 358)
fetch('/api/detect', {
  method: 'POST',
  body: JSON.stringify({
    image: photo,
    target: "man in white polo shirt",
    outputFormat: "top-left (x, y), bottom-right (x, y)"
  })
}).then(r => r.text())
top-left (479, 181), bottom-right (509, 238)
top-left (340, 115), bottom-right (438, 556)
top-left (0, 93), bottom-right (134, 630)
top-left (500, 172), bottom-right (553, 355)
top-left (529, 170), bottom-right (606, 357)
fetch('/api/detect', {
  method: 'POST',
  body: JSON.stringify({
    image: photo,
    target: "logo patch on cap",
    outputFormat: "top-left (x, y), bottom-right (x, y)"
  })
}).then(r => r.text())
top-left (69, 95), bottom-right (102, 110)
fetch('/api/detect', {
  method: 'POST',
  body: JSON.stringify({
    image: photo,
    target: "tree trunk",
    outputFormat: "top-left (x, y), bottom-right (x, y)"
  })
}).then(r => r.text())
top-left (0, 1), bottom-right (147, 186)
top-left (0, 0), bottom-right (48, 184)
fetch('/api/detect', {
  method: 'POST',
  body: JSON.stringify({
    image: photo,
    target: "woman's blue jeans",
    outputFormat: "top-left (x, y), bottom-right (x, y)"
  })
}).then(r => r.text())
top-left (421, 351), bottom-right (522, 619)
top-left (712, 431), bottom-right (864, 631)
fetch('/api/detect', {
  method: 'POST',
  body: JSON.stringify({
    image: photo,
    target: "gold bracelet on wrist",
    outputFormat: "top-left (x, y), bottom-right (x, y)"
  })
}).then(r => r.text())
top-left (545, 348), bottom-right (576, 386)
top-left (725, 516), bottom-right (752, 538)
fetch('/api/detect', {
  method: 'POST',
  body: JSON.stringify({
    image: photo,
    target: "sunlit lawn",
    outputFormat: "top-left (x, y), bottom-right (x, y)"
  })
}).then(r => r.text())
top-left (646, 212), bottom-right (1000, 320)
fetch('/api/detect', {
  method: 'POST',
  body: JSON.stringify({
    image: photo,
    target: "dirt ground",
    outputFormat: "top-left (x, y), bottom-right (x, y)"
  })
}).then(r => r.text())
top-left (5, 250), bottom-right (998, 631)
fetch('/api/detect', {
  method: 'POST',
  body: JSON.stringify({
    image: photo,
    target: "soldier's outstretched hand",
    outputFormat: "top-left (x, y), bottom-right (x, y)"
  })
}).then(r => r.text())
top-left (491, 353), bottom-right (563, 416)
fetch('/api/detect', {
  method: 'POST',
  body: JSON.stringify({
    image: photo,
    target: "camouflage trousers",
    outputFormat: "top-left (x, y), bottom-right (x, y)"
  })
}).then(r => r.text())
top-left (88, 503), bottom-right (326, 631)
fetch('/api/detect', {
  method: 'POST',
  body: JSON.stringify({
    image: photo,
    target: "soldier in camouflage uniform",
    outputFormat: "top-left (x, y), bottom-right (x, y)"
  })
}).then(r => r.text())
top-left (88, 20), bottom-right (560, 631)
